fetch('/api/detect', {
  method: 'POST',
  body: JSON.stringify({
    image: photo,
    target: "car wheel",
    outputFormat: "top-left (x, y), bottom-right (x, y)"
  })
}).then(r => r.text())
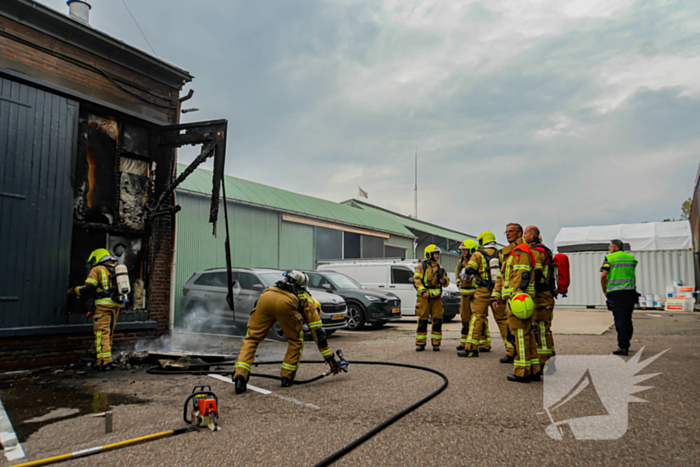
top-left (443, 313), bottom-right (456, 323)
top-left (346, 304), bottom-right (366, 331)
top-left (371, 322), bottom-right (386, 329)
top-left (182, 301), bottom-right (211, 333)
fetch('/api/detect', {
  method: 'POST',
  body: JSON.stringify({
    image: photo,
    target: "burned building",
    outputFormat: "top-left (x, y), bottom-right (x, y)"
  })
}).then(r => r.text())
top-left (0, 0), bottom-right (228, 369)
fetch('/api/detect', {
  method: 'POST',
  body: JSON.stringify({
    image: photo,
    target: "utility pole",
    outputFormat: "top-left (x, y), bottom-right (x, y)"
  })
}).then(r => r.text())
top-left (414, 148), bottom-right (418, 219)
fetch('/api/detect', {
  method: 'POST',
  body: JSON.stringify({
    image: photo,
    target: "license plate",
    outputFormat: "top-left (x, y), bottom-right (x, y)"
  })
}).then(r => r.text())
top-left (392, 307), bottom-right (400, 314)
top-left (332, 314), bottom-right (344, 320)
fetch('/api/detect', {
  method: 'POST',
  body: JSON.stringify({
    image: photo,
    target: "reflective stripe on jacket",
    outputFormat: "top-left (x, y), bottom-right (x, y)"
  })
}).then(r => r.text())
top-left (603, 251), bottom-right (637, 293)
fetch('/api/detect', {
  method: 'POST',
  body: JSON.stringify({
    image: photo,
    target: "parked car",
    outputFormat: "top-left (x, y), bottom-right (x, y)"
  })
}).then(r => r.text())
top-left (317, 259), bottom-right (460, 322)
top-left (303, 270), bottom-right (401, 331)
top-left (180, 267), bottom-right (348, 340)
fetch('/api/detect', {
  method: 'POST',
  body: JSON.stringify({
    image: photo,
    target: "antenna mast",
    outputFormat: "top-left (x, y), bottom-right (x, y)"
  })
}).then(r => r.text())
top-left (414, 149), bottom-right (418, 219)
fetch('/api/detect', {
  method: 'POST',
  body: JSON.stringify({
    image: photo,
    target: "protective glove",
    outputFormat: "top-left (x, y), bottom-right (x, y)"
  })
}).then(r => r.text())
top-left (326, 355), bottom-right (341, 375)
top-left (66, 287), bottom-right (76, 295)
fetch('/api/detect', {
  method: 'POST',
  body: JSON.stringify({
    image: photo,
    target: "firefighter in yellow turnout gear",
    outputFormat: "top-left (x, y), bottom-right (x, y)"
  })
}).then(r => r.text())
top-left (492, 224), bottom-right (541, 383)
top-left (233, 271), bottom-right (341, 393)
top-left (525, 225), bottom-right (556, 365)
top-left (455, 240), bottom-right (479, 352)
top-left (67, 249), bottom-right (123, 369)
top-left (459, 232), bottom-right (509, 358)
top-left (414, 245), bottom-right (450, 351)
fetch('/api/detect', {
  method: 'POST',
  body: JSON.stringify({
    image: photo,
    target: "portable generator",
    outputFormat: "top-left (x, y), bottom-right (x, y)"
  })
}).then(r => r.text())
top-left (183, 385), bottom-right (220, 431)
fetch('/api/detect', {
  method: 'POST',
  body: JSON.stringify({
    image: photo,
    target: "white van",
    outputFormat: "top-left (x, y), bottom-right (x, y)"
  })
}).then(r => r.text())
top-left (317, 259), bottom-right (460, 321)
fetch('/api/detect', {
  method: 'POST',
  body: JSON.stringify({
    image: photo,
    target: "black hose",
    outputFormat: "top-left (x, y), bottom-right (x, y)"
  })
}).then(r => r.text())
top-left (146, 359), bottom-right (448, 466)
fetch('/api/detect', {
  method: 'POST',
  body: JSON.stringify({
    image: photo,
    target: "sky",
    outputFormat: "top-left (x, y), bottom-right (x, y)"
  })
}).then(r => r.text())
top-left (38, 0), bottom-right (700, 245)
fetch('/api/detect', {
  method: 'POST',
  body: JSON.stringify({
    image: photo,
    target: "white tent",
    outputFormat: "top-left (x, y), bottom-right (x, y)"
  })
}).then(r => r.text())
top-left (553, 221), bottom-right (695, 308)
top-left (554, 221), bottom-right (691, 251)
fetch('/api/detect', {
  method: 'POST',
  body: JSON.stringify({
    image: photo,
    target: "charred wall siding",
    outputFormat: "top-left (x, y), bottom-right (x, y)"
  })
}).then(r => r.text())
top-left (0, 77), bottom-right (77, 327)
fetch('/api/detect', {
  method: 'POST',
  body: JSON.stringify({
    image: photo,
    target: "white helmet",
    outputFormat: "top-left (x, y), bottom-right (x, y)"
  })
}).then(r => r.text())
top-left (284, 270), bottom-right (308, 287)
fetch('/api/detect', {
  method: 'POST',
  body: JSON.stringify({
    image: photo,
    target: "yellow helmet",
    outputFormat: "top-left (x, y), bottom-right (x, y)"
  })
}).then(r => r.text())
top-left (509, 293), bottom-right (535, 319)
top-left (459, 239), bottom-right (478, 254)
top-left (477, 231), bottom-right (496, 247)
top-left (424, 244), bottom-right (441, 260)
top-left (87, 248), bottom-right (114, 268)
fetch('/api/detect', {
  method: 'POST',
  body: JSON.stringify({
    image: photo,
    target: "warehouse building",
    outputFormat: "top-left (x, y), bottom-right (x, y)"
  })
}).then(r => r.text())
top-left (0, 0), bottom-right (227, 369)
top-left (173, 165), bottom-right (476, 324)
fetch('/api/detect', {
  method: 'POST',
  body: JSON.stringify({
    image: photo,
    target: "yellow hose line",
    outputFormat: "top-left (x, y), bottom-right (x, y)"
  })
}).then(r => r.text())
top-left (13, 426), bottom-right (195, 467)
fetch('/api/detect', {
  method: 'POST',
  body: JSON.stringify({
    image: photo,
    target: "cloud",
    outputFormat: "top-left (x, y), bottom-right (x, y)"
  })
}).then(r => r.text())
top-left (36, 0), bottom-right (700, 245)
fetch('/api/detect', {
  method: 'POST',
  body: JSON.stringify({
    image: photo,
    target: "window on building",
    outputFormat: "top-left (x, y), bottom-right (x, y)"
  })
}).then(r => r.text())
top-left (391, 267), bottom-right (414, 284)
top-left (385, 245), bottom-right (406, 259)
top-left (362, 235), bottom-right (384, 258)
top-left (344, 232), bottom-right (361, 259)
top-left (315, 227), bottom-right (342, 260)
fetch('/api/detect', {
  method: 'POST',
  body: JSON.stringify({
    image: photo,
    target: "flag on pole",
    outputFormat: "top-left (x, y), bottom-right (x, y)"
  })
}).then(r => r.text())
top-left (358, 187), bottom-right (369, 199)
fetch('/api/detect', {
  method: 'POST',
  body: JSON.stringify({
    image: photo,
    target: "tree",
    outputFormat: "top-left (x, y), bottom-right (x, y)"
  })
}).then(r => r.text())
top-left (681, 197), bottom-right (693, 221)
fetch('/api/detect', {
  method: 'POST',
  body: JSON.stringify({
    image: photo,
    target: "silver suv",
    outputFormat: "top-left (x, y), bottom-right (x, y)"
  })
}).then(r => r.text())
top-left (180, 267), bottom-right (348, 340)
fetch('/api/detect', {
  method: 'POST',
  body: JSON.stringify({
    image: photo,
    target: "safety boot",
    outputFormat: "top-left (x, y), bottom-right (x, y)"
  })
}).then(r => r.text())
top-left (281, 377), bottom-right (293, 387)
top-left (478, 348), bottom-right (491, 353)
top-left (612, 348), bottom-right (629, 356)
top-left (432, 346), bottom-right (440, 352)
top-left (499, 355), bottom-right (515, 364)
top-left (457, 350), bottom-right (479, 358)
top-left (416, 345), bottom-right (426, 352)
top-left (530, 372), bottom-right (542, 382)
top-left (456, 345), bottom-right (465, 351)
top-left (506, 374), bottom-right (530, 384)
top-left (234, 375), bottom-right (247, 394)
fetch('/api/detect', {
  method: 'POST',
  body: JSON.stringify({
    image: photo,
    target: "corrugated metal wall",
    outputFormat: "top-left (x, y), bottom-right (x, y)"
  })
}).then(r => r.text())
top-left (173, 193), bottom-right (280, 322)
top-left (0, 78), bottom-right (77, 328)
top-left (280, 220), bottom-right (313, 270)
top-left (556, 250), bottom-right (696, 307)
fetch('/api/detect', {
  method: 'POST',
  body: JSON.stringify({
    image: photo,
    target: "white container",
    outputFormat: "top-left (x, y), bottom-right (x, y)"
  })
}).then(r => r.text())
top-left (654, 300), bottom-right (662, 308)
top-left (644, 294), bottom-right (653, 301)
top-left (666, 286), bottom-right (676, 298)
top-left (678, 292), bottom-right (695, 299)
top-left (673, 280), bottom-right (682, 287)
top-left (654, 294), bottom-right (661, 301)
top-left (665, 297), bottom-right (693, 311)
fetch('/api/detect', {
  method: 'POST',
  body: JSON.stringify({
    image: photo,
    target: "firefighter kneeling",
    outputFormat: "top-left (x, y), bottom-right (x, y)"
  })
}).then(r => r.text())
top-left (232, 270), bottom-right (341, 394)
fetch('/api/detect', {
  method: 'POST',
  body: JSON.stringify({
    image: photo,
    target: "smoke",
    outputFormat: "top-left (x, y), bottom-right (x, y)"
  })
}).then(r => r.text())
top-left (133, 333), bottom-right (171, 352)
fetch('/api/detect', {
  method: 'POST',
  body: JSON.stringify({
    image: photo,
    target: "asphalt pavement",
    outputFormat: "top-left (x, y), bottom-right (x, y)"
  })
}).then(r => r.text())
top-left (1, 310), bottom-right (699, 466)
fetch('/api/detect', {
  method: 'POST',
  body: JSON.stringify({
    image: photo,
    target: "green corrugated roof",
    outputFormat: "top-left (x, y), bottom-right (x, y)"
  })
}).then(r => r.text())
top-left (346, 199), bottom-right (475, 242)
top-left (176, 164), bottom-right (416, 238)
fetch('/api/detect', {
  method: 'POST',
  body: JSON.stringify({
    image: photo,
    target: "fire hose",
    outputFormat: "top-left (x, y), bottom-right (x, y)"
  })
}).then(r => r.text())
top-left (146, 355), bottom-right (449, 467)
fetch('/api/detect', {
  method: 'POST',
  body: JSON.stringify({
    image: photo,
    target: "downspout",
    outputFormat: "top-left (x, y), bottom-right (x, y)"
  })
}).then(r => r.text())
top-left (169, 89), bottom-right (194, 332)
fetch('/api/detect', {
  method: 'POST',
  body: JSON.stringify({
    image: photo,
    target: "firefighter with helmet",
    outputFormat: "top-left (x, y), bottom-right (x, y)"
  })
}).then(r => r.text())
top-left (491, 223), bottom-right (541, 383)
top-left (524, 225), bottom-right (557, 365)
top-left (414, 245), bottom-right (450, 351)
top-left (459, 231), bottom-right (509, 357)
top-left (67, 248), bottom-right (122, 370)
top-left (232, 270), bottom-right (342, 394)
top-left (455, 239), bottom-right (480, 352)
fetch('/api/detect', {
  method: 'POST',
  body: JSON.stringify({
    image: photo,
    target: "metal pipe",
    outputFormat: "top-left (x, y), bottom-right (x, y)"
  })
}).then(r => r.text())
top-left (12, 426), bottom-right (197, 467)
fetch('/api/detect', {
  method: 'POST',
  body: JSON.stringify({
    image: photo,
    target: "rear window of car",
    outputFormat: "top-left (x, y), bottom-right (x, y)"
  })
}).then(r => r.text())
top-left (193, 272), bottom-right (228, 287)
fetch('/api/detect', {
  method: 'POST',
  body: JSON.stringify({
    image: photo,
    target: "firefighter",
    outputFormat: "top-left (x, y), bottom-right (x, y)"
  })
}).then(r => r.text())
top-left (458, 231), bottom-right (507, 357)
top-left (455, 239), bottom-right (478, 352)
top-left (232, 271), bottom-right (341, 393)
top-left (601, 239), bottom-right (638, 356)
top-left (67, 249), bottom-right (122, 370)
top-left (414, 245), bottom-right (450, 351)
top-left (492, 223), bottom-right (541, 383)
top-left (524, 225), bottom-right (556, 365)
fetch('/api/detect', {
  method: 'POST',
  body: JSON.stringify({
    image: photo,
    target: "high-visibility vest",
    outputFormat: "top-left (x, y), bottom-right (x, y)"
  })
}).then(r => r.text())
top-left (604, 251), bottom-right (637, 293)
